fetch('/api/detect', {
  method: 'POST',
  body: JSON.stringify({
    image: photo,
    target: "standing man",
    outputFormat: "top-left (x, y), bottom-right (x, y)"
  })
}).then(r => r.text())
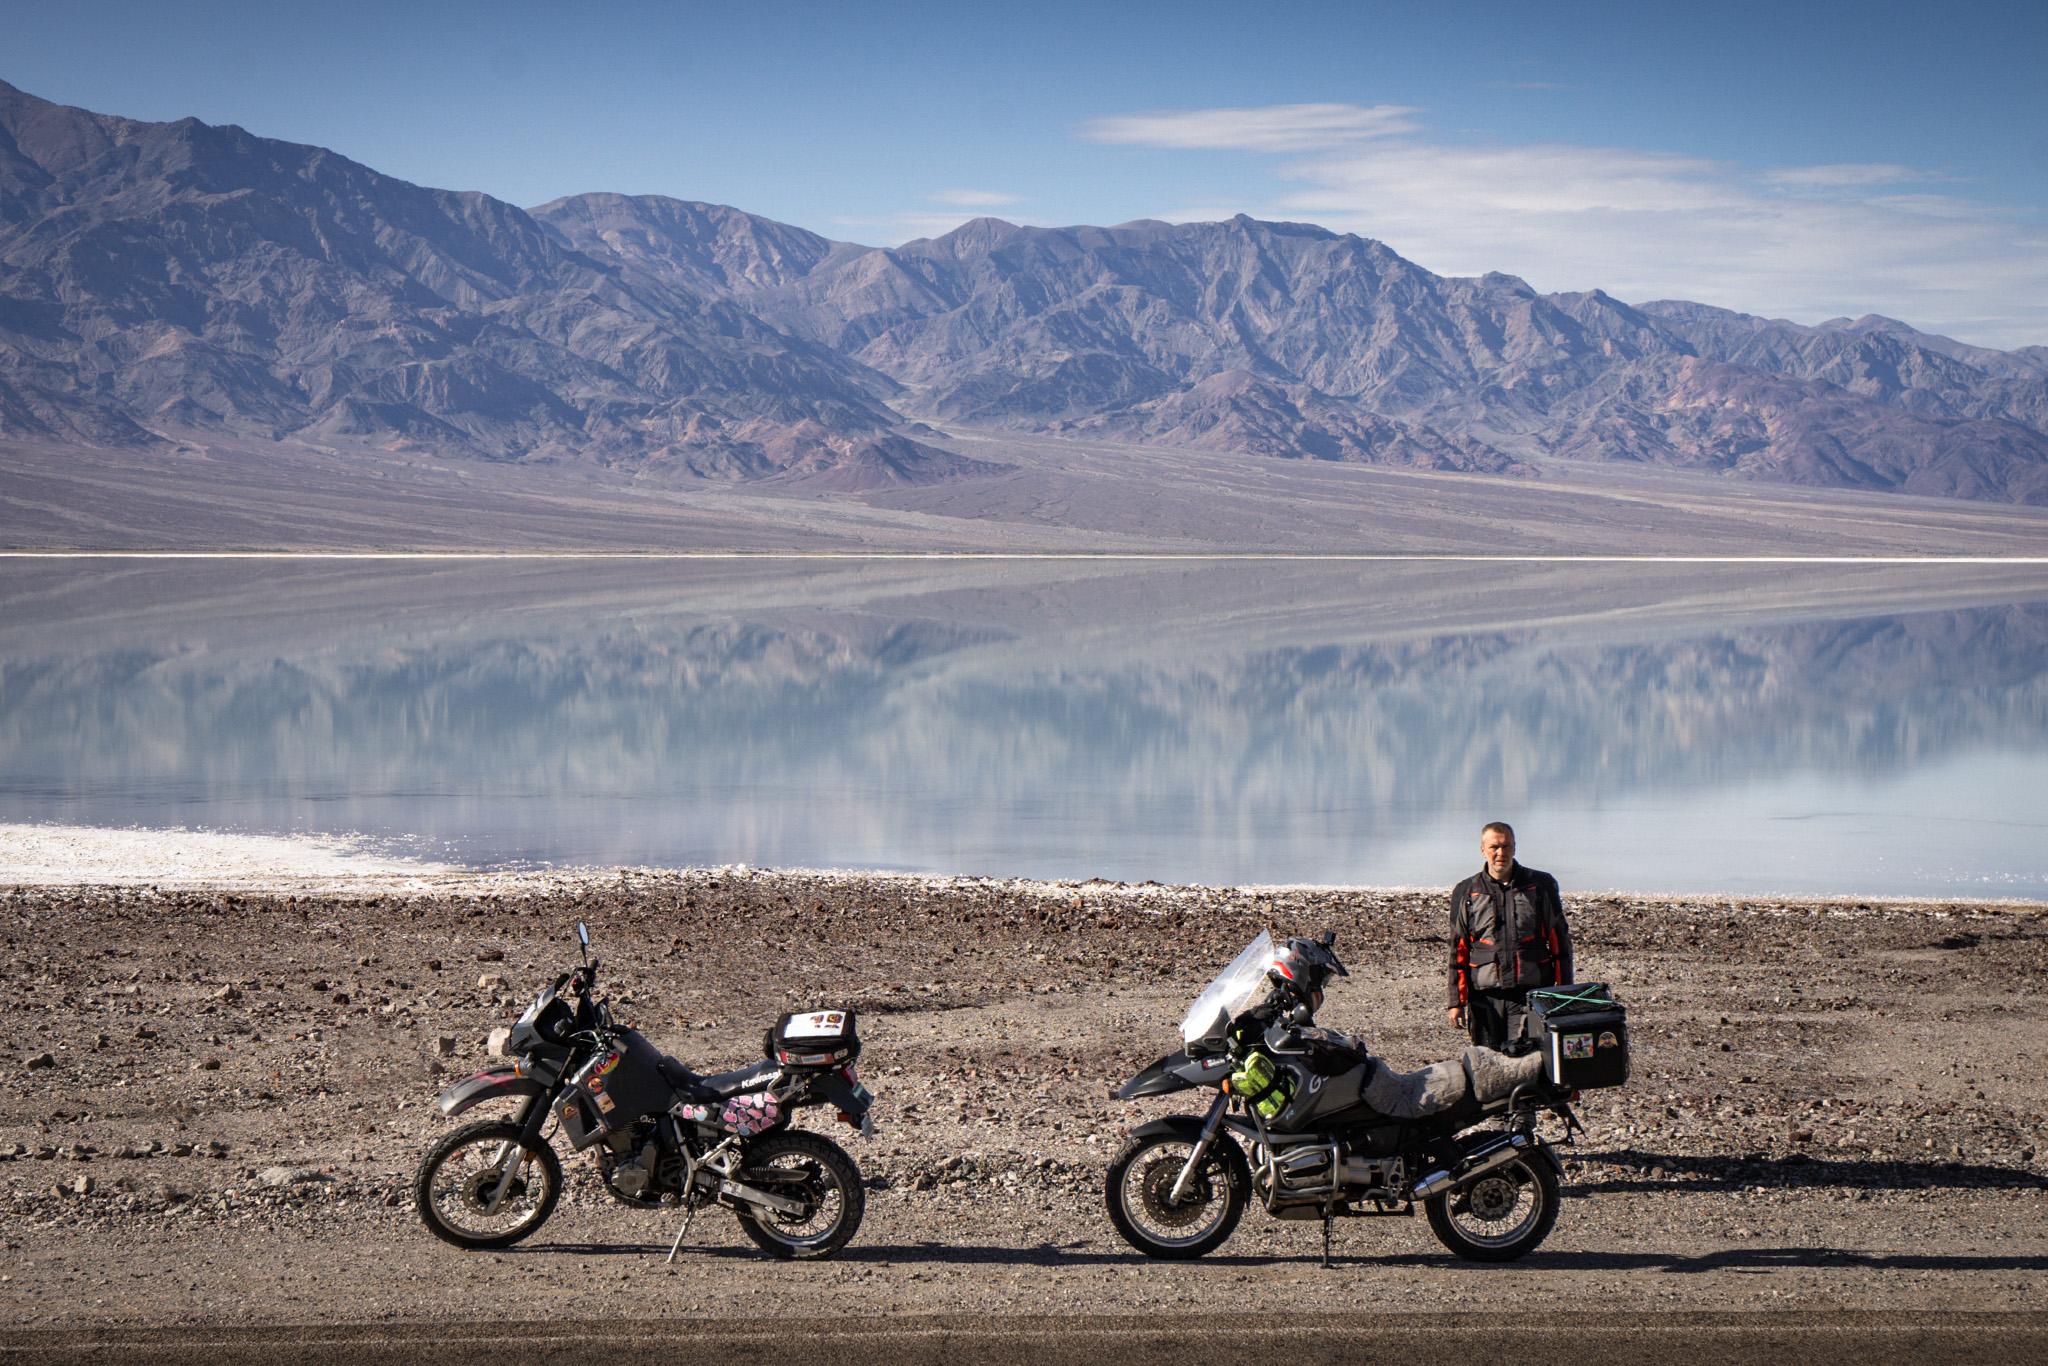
top-left (1446, 822), bottom-right (1572, 1052)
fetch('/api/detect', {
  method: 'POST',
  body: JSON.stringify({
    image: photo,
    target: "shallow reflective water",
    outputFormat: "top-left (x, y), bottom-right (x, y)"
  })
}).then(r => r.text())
top-left (3, 559), bottom-right (2045, 898)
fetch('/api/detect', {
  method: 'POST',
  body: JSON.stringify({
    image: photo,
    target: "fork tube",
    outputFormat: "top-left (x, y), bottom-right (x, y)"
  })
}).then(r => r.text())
top-left (484, 1083), bottom-right (561, 1216)
top-left (518, 1083), bottom-right (560, 1144)
top-left (1167, 1093), bottom-right (1229, 1203)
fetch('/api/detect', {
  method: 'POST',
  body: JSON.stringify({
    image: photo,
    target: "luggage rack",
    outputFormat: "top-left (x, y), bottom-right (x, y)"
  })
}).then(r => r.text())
top-left (1506, 1082), bottom-right (1584, 1144)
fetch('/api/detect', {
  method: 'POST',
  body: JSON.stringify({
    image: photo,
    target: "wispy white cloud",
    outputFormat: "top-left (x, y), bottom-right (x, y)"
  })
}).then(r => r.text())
top-left (1088, 102), bottom-right (2048, 348)
top-left (1080, 102), bottom-right (1421, 152)
top-left (1761, 162), bottom-right (1922, 188)
top-left (925, 189), bottom-right (1023, 207)
top-left (1484, 81), bottom-right (1573, 91)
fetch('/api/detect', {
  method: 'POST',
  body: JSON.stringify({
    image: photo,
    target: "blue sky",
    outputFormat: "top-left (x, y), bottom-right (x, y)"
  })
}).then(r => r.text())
top-left (7, 0), bottom-right (2045, 346)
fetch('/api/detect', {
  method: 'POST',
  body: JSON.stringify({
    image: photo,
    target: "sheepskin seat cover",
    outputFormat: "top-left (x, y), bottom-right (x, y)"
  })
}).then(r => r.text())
top-left (1361, 1056), bottom-right (1468, 1118)
top-left (1358, 1046), bottom-right (1545, 1119)
top-left (1462, 1046), bottom-right (1545, 1104)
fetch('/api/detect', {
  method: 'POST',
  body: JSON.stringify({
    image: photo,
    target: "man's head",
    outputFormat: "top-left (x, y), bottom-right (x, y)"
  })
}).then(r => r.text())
top-left (1480, 822), bottom-right (1516, 880)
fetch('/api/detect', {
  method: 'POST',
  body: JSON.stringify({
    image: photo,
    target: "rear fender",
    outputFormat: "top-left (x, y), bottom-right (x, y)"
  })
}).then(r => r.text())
top-left (1522, 1135), bottom-right (1565, 1185)
top-left (435, 1065), bottom-right (547, 1119)
top-left (806, 1070), bottom-right (875, 1137)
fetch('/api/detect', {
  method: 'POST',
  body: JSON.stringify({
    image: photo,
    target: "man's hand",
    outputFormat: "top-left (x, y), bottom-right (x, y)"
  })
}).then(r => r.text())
top-left (1446, 1007), bottom-right (1464, 1030)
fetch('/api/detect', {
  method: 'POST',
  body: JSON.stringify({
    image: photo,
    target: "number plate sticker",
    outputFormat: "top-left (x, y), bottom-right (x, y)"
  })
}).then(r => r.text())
top-left (784, 1010), bottom-right (848, 1040)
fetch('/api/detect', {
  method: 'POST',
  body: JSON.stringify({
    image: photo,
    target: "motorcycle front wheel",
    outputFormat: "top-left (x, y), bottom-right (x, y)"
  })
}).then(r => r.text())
top-left (734, 1129), bottom-right (866, 1260)
top-left (1104, 1131), bottom-right (1249, 1260)
top-left (414, 1119), bottom-right (563, 1250)
top-left (1423, 1152), bottom-right (1560, 1261)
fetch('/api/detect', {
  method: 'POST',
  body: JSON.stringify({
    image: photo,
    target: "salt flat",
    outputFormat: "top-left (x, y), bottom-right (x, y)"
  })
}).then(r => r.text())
top-left (6, 429), bottom-right (2048, 555)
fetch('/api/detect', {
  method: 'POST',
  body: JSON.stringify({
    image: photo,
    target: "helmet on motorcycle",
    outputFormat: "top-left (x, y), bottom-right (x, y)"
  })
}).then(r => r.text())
top-left (1267, 930), bottom-right (1348, 1010)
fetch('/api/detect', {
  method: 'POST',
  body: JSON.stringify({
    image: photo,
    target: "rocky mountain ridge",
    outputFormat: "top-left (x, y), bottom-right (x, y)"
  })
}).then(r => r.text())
top-left (4, 80), bottom-right (2046, 502)
top-left (532, 200), bottom-right (2048, 504)
top-left (0, 81), bottom-right (985, 486)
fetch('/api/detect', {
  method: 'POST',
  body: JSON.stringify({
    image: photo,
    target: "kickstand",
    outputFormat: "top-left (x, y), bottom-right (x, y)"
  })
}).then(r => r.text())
top-left (664, 1203), bottom-right (698, 1265)
top-left (1320, 1205), bottom-right (1334, 1269)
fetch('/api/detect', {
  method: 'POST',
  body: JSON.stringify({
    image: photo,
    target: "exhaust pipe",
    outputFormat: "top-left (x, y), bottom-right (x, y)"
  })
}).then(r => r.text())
top-left (1411, 1132), bottom-right (1534, 1202)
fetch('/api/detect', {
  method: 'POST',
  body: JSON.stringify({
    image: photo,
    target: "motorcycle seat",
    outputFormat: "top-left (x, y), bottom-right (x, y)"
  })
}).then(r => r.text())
top-left (695, 1059), bottom-right (779, 1099)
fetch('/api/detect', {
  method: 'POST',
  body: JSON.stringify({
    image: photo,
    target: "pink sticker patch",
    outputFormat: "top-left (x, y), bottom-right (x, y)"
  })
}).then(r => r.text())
top-left (718, 1092), bottom-right (780, 1132)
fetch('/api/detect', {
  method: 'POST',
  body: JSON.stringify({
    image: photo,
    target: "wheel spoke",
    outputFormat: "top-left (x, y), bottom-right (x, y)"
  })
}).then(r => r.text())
top-left (1119, 1142), bottom-right (1230, 1249)
top-left (735, 1135), bottom-right (862, 1257)
top-left (1444, 1162), bottom-right (1543, 1248)
top-left (425, 1132), bottom-right (552, 1241)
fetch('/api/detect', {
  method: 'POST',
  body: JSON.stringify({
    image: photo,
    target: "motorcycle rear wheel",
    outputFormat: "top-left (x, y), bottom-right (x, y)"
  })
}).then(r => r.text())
top-left (734, 1129), bottom-right (866, 1260)
top-left (1104, 1132), bottom-right (1249, 1260)
top-left (1423, 1152), bottom-right (1560, 1262)
top-left (414, 1119), bottom-right (562, 1250)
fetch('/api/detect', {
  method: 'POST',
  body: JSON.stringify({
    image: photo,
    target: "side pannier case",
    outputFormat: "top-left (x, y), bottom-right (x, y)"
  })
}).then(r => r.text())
top-left (765, 1008), bottom-right (861, 1068)
top-left (1527, 983), bottom-right (1629, 1090)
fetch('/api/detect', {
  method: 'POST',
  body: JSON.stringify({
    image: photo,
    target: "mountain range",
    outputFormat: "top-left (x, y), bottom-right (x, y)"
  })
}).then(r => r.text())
top-left (4, 79), bottom-right (2046, 503)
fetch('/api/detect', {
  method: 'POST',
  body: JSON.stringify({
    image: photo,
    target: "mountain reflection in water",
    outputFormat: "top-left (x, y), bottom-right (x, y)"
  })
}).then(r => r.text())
top-left (1, 562), bottom-right (2044, 898)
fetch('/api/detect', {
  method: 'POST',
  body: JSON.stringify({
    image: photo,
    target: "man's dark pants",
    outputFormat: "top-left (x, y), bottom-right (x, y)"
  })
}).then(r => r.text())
top-left (1467, 991), bottom-right (1532, 1052)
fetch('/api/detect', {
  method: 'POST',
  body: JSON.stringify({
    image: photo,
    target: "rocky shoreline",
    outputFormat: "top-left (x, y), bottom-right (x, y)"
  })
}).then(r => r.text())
top-left (5, 867), bottom-right (2046, 1327)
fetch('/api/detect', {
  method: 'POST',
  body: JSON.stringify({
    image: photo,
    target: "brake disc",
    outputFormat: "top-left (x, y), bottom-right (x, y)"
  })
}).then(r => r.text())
top-left (460, 1167), bottom-right (527, 1211)
top-left (1465, 1174), bottom-right (1520, 1221)
top-left (1137, 1155), bottom-right (1213, 1228)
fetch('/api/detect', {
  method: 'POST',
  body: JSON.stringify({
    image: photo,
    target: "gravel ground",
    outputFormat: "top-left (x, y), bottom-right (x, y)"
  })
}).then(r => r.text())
top-left (3, 868), bottom-right (2045, 1336)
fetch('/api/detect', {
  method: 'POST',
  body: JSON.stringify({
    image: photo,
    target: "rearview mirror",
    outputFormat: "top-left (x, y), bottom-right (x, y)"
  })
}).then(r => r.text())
top-left (576, 921), bottom-right (590, 962)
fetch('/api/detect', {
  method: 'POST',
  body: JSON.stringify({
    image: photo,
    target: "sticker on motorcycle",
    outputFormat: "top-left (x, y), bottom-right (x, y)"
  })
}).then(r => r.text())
top-left (719, 1091), bottom-right (782, 1136)
top-left (594, 1091), bottom-right (616, 1113)
top-left (783, 1011), bottom-right (848, 1040)
top-left (1563, 1033), bottom-right (1595, 1059)
top-left (590, 1051), bottom-right (623, 1078)
top-left (1597, 1031), bottom-right (1619, 1049)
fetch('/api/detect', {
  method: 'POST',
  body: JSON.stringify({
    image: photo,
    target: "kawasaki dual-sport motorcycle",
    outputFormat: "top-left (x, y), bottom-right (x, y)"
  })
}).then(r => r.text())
top-left (1107, 930), bottom-right (1597, 1264)
top-left (415, 923), bottom-right (875, 1260)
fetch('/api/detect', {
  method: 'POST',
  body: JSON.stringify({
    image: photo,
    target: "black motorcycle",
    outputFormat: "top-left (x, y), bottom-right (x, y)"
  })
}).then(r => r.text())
top-left (1106, 931), bottom-right (1622, 1264)
top-left (415, 923), bottom-right (875, 1260)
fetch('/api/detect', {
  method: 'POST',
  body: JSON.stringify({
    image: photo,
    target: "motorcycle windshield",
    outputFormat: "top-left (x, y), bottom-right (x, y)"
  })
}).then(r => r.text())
top-left (1179, 930), bottom-right (1274, 1049)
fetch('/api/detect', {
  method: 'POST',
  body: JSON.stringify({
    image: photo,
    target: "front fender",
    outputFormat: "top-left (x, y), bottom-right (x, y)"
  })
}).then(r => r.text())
top-left (1129, 1114), bottom-right (1215, 1144)
top-left (1116, 1051), bottom-right (1194, 1100)
top-left (435, 1065), bottom-right (548, 1118)
top-left (1115, 1050), bottom-right (1232, 1100)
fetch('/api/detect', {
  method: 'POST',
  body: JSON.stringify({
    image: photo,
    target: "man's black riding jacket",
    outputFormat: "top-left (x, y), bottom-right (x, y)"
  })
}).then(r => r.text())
top-left (1446, 862), bottom-right (1572, 1009)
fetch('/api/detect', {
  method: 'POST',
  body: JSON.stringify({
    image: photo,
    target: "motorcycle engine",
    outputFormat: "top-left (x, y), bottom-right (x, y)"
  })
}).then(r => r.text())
top-left (601, 1121), bottom-right (664, 1204)
top-left (1262, 1141), bottom-right (1341, 1204)
top-left (609, 1141), bottom-right (660, 1200)
top-left (1338, 1152), bottom-right (1404, 1195)
top-left (1261, 1141), bottom-right (1406, 1205)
